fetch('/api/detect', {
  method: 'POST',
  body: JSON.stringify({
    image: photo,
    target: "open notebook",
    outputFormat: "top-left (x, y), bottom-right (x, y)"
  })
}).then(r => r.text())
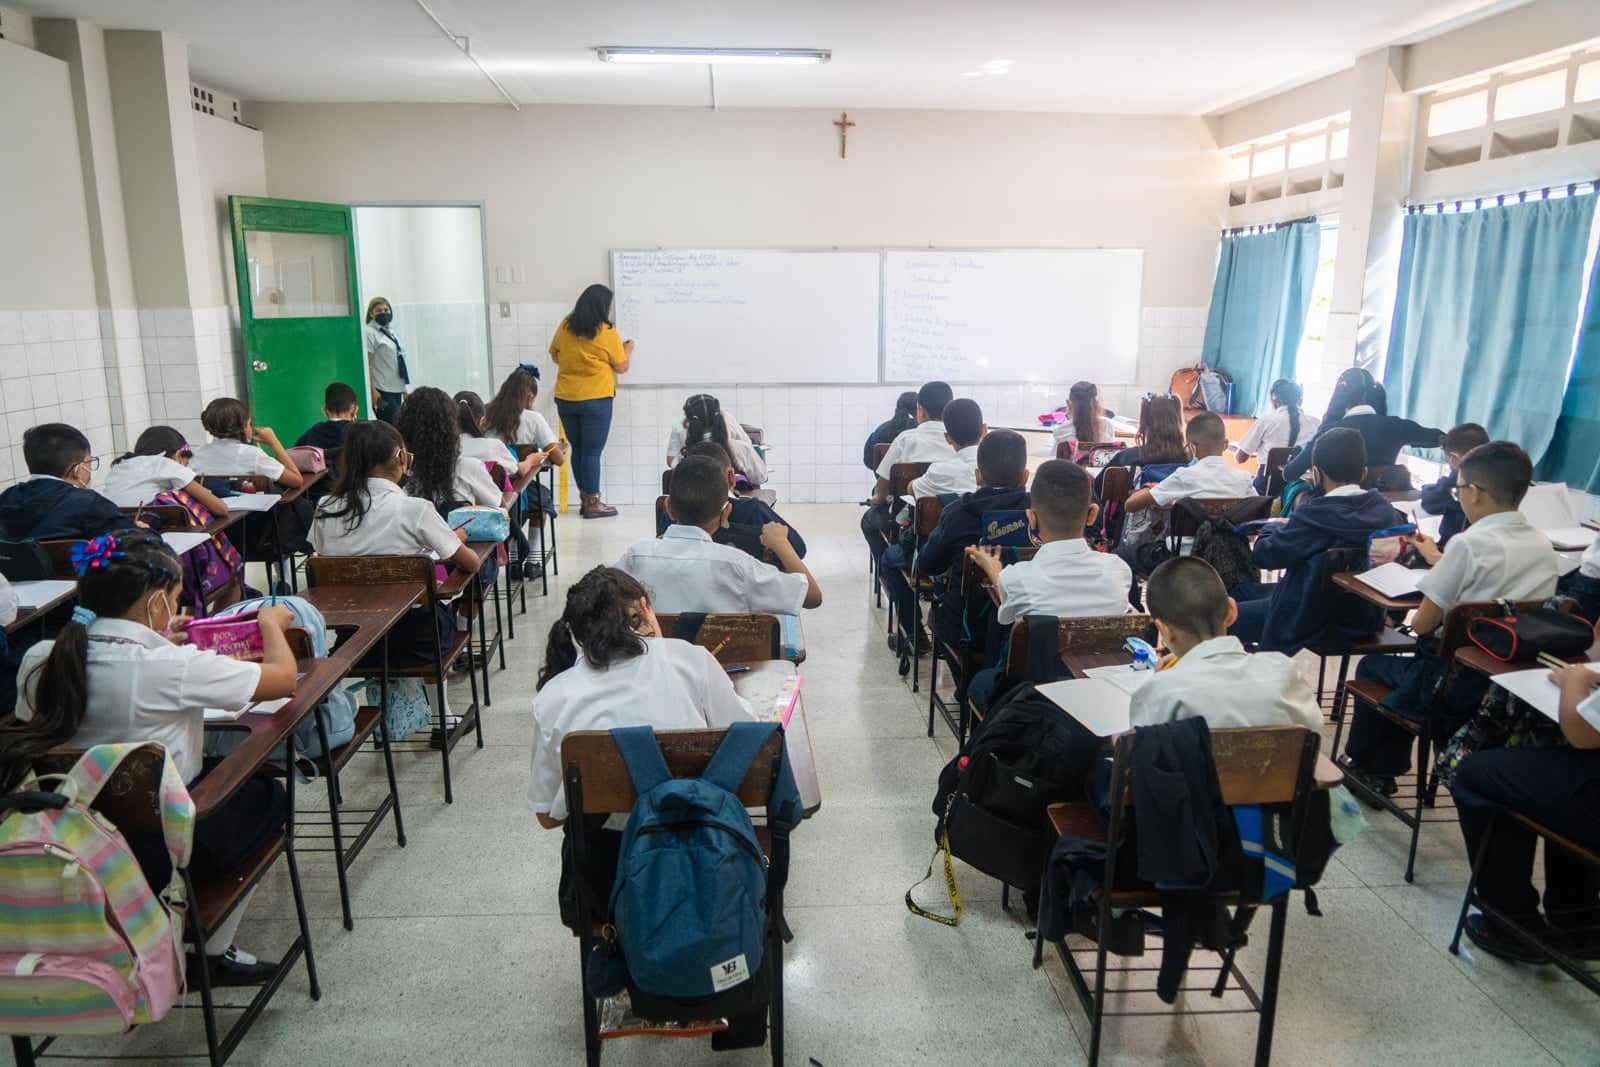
top-left (203, 696), bottom-right (292, 722)
top-left (1358, 562), bottom-right (1425, 599)
top-left (1492, 666), bottom-right (1600, 729)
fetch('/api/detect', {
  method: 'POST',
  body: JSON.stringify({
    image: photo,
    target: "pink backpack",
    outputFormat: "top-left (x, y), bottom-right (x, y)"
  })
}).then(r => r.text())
top-left (0, 744), bottom-right (193, 1036)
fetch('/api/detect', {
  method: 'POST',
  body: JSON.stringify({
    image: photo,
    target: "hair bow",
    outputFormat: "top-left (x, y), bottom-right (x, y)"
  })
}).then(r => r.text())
top-left (70, 533), bottom-right (124, 575)
top-left (518, 362), bottom-right (541, 381)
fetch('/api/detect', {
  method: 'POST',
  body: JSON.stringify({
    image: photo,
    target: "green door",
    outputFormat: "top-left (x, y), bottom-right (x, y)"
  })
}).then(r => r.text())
top-left (230, 196), bottom-right (366, 442)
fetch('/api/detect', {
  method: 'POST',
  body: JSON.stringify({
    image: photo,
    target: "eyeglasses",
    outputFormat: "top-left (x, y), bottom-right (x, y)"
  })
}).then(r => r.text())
top-left (1450, 482), bottom-right (1479, 501)
top-left (74, 456), bottom-right (101, 473)
top-left (399, 448), bottom-right (414, 471)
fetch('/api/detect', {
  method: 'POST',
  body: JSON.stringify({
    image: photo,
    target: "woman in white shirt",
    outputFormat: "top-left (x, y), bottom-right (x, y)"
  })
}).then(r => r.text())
top-left (312, 421), bottom-right (480, 668)
top-left (666, 393), bottom-right (766, 488)
top-left (105, 425), bottom-right (231, 516)
top-left (364, 297), bottom-right (410, 425)
top-left (528, 565), bottom-right (758, 930)
top-left (189, 397), bottom-right (304, 490)
top-left (2, 528), bottom-right (298, 986)
top-left (1232, 379), bottom-right (1320, 492)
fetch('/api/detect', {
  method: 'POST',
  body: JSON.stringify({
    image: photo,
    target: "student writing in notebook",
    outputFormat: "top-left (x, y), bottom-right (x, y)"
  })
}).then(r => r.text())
top-left (104, 426), bottom-right (230, 517)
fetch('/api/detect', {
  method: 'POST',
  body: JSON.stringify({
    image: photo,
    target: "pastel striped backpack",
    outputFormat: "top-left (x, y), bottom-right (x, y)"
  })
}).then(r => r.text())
top-left (0, 743), bottom-right (193, 1036)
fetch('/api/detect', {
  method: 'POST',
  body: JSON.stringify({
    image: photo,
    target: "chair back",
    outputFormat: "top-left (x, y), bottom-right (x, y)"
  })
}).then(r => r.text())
top-left (871, 442), bottom-right (890, 471)
top-left (1363, 465), bottom-right (1413, 492)
top-left (888, 463), bottom-right (930, 498)
top-left (562, 728), bottom-right (783, 816)
top-left (1099, 466), bottom-right (1133, 507)
top-left (32, 743), bottom-right (172, 835)
top-left (655, 613), bottom-right (782, 663)
top-left (513, 443), bottom-right (539, 461)
top-left (1262, 447), bottom-right (1295, 497)
top-left (1167, 496), bottom-right (1271, 553)
top-left (305, 554), bottom-right (439, 597)
top-left (120, 505), bottom-right (191, 531)
top-left (654, 495), bottom-right (670, 536)
top-left (913, 496), bottom-right (944, 537)
top-left (36, 541), bottom-right (81, 579)
top-left (1003, 612), bottom-right (1154, 680)
top-left (1104, 725), bottom-right (1320, 811)
top-left (661, 468), bottom-right (674, 495)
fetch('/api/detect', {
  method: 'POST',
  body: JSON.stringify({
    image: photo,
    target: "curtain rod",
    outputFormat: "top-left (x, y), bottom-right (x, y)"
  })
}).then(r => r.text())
top-left (1222, 214), bottom-right (1318, 237)
top-left (1408, 180), bottom-right (1598, 215)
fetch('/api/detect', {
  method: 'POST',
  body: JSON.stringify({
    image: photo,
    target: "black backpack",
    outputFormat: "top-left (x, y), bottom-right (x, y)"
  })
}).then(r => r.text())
top-left (930, 682), bottom-right (1103, 891)
top-left (1180, 497), bottom-right (1270, 590)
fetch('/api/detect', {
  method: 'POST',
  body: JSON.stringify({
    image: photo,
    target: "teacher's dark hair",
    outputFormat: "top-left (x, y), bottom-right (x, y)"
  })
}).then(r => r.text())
top-left (566, 284), bottom-right (614, 340)
top-left (538, 566), bottom-right (651, 690)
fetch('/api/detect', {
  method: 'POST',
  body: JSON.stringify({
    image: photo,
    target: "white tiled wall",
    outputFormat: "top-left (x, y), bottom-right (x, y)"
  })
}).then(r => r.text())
top-left (486, 303), bottom-right (1208, 505)
top-left (0, 308), bottom-right (114, 487)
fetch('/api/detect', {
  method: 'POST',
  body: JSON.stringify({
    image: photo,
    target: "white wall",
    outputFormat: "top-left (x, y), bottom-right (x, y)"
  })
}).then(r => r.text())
top-left (191, 110), bottom-right (265, 398)
top-left (258, 103), bottom-right (1226, 502)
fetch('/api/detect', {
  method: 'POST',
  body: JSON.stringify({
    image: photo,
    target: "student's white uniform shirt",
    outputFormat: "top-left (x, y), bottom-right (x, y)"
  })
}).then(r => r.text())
top-left (876, 420), bottom-right (956, 480)
top-left (1580, 536), bottom-right (1600, 580)
top-left (460, 436), bottom-right (518, 465)
top-left (490, 410), bottom-right (557, 450)
top-left (527, 637), bottom-right (759, 820)
top-left (1418, 509), bottom-right (1558, 614)
top-left (0, 574), bottom-right (16, 628)
top-left (617, 525), bottom-right (808, 616)
top-left (1129, 637), bottom-right (1322, 731)
top-left (1235, 408), bottom-right (1321, 458)
top-left (17, 618), bottom-right (261, 783)
top-left (910, 444), bottom-right (980, 499)
top-left (311, 478), bottom-right (462, 560)
top-left (189, 439), bottom-right (286, 483)
top-left (1147, 455), bottom-right (1257, 507)
top-left (453, 455), bottom-right (504, 508)
top-left (996, 538), bottom-right (1133, 626)
top-left (668, 412), bottom-right (766, 486)
top-left (1052, 415), bottom-right (1117, 445)
top-left (103, 455), bottom-right (194, 507)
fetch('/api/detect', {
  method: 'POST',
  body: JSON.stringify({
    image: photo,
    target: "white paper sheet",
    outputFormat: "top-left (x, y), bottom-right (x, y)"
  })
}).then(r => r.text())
top-left (222, 493), bottom-right (283, 513)
top-left (1541, 527), bottom-right (1597, 551)
top-left (1492, 665), bottom-right (1600, 724)
top-left (161, 532), bottom-right (210, 556)
top-left (1358, 562), bottom-right (1425, 599)
top-left (1083, 663), bottom-right (1156, 696)
top-left (13, 579), bottom-right (76, 610)
top-left (1036, 678), bottom-right (1132, 736)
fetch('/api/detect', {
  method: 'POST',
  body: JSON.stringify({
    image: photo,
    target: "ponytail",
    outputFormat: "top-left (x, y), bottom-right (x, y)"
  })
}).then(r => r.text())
top-left (1068, 381), bottom-right (1099, 443)
top-left (681, 394), bottom-right (731, 460)
top-left (454, 391), bottom-right (487, 438)
top-left (536, 566), bottom-right (650, 691)
top-left (0, 531), bottom-right (181, 792)
top-left (1270, 379), bottom-right (1304, 447)
top-left (113, 425), bottom-right (189, 467)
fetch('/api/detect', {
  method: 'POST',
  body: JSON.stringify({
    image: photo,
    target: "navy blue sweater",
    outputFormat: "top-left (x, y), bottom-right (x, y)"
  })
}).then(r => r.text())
top-left (1419, 470), bottom-right (1467, 546)
top-left (1283, 413), bottom-right (1444, 484)
top-left (294, 419), bottom-right (355, 450)
top-left (654, 494), bottom-right (806, 558)
top-left (0, 478), bottom-right (136, 544)
top-left (915, 485), bottom-right (1031, 635)
top-left (1249, 489), bottom-right (1405, 654)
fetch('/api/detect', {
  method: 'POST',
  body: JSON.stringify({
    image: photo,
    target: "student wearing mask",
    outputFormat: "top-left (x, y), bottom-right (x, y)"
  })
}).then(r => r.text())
top-left (395, 387), bottom-right (504, 513)
top-left (0, 423), bottom-right (134, 542)
top-left (295, 382), bottom-right (362, 451)
top-left (364, 297), bottom-right (410, 425)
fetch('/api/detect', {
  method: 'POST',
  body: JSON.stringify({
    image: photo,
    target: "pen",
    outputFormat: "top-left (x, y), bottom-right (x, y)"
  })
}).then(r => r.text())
top-left (725, 666), bottom-right (750, 676)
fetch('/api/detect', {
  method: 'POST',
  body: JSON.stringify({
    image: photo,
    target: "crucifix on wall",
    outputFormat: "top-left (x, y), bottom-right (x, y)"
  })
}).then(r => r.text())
top-left (834, 111), bottom-right (856, 159)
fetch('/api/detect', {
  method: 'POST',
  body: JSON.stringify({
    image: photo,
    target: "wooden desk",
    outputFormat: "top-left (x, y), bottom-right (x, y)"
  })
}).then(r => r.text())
top-left (6, 580), bottom-right (78, 634)
top-left (731, 660), bottom-right (821, 816)
top-left (1453, 641), bottom-right (1598, 681)
top-left (276, 468), bottom-right (327, 506)
top-left (305, 583), bottom-right (424, 663)
top-left (1332, 570), bottom-right (1423, 613)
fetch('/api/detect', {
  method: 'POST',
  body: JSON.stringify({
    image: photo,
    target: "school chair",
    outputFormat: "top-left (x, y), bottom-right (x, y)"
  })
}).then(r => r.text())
top-left (1094, 465), bottom-right (1134, 547)
top-left (865, 442), bottom-right (893, 588)
top-left (1362, 464), bottom-right (1413, 493)
top-left (201, 474), bottom-right (305, 592)
top-left (927, 546), bottom-right (1038, 742)
top-left (119, 504), bottom-right (193, 530)
top-left (1302, 547), bottom-right (1414, 720)
top-left (18, 740), bottom-right (320, 1067)
top-left (1450, 808), bottom-right (1600, 997)
top-left (305, 555), bottom-right (482, 805)
top-left (655, 612), bottom-right (785, 664)
top-left (1261, 447), bottom-right (1295, 498)
top-left (874, 462), bottom-right (932, 628)
top-left (1056, 440), bottom-right (1120, 465)
top-left (1035, 725), bottom-right (1321, 1067)
top-left (1336, 596), bottom-right (1573, 882)
top-left (1165, 496), bottom-right (1272, 558)
top-left (896, 495), bottom-right (945, 689)
top-left (512, 442), bottom-right (560, 590)
top-left (561, 727), bottom-right (792, 1067)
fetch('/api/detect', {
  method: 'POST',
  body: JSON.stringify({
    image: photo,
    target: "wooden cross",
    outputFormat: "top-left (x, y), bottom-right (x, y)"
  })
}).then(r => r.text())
top-left (834, 111), bottom-right (856, 159)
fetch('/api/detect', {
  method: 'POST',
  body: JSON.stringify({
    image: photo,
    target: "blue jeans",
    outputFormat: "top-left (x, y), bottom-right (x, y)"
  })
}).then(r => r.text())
top-left (554, 396), bottom-right (614, 496)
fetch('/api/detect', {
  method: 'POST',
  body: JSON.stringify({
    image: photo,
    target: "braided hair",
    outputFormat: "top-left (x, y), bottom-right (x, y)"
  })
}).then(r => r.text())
top-left (680, 394), bottom-right (731, 459)
top-left (1269, 379), bottom-right (1304, 447)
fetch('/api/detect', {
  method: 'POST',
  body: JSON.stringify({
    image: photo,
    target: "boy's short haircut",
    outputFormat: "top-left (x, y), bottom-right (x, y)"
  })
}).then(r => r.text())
top-left (941, 398), bottom-right (983, 448)
top-left (324, 382), bottom-right (359, 413)
top-left (22, 423), bottom-right (92, 477)
top-left (1443, 422), bottom-right (1490, 455)
top-left (1459, 440), bottom-right (1534, 506)
top-left (668, 456), bottom-right (730, 526)
top-left (1311, 427), bottom-right (1367, 485)
top-left (1146, 557), bottom-right (1230, 637)
top-left (1185, 411), bottom-right (1227, 454)
top-left (976, 430), bottom-right (1027, 488)
top-left (1030, 460), bottom-right (1092, 531)
top-left (917, 381), bottom-right (954, 421)
top-left (684, 440), bottom-right (733, 470)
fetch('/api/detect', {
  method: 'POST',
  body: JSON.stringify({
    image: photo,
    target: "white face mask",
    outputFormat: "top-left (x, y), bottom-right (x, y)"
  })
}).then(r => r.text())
top-left (146, 589), bottom-right (176, 634)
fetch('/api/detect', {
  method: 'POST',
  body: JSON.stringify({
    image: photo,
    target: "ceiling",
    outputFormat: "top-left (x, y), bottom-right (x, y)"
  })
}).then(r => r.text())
top-left (11, 0), bottom-right (1530, 114)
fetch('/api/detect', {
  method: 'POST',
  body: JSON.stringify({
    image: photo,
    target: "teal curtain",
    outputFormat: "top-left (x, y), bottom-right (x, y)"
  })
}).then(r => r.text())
top-left (1200, 220), bottom-right (1320, 416)
top-left (1536, 241), bottom-right (1600, 492)
top-left (1383, 194), bottom-right (1596, 465)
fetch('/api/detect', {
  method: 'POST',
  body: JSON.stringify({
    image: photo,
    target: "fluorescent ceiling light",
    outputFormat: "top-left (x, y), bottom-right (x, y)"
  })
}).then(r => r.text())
top-left (595, 47), bottom-right (830, 66)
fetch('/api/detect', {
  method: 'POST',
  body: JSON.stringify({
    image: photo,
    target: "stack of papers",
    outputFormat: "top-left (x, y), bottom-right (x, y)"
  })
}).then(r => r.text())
top-left (223, 493), bottom-right (283, 514)
top-left (1358, 562), bottom-right (1425, 599)
top-left (1492, 666), bottom-right (1600, 728)
top-left (1083, 663), bottom-right (1157, 696)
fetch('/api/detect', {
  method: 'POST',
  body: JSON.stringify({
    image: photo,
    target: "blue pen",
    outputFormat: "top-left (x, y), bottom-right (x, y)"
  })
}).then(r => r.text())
top-left (725, 666), bottom-right (751, 676)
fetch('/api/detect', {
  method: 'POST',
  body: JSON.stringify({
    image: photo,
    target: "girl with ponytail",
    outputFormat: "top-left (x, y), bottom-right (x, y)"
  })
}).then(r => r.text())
top-left (5, 528), bottom-right (298, 983)
top-left (666, 393), bottom-right (767, 488)
top-left (1234, 379), bottom-right (1321, 492)
top-left (1052, 381), bottom-right (1116, 458)
top-left (528, 565), bottom-right (761, 929)
top-left (104, 425), bottom-right (231, 516)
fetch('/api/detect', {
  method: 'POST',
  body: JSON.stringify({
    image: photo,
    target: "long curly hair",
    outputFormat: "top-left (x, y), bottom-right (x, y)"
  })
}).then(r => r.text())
top-left (483, 367), bottom-right (538, 443)
top-left (395, 386), bottom-right (461, 508)
top-left (537, 566), bottom-right (652, 690)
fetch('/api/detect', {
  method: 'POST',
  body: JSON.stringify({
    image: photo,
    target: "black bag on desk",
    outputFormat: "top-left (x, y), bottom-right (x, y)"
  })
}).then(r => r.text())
top-left (1467, 598), bottom-right (1593, 664)
top-left (0, 540), bottom-right (52, 582)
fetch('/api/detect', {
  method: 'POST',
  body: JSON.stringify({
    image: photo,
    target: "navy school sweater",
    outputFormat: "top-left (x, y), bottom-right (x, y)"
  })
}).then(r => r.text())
top-left (1249, 489), bottom-right (1405, 655)
top-left (654, 494), bottom-right (806, 558)
top-left (914, 485), bottom-right (1031, 637)
top-left (0, 477), bottom-right (136, 543)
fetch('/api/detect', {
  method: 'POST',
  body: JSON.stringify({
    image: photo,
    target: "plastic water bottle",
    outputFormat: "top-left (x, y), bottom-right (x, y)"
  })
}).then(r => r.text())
top-left (1131, 646), bottom-right (1152, 671)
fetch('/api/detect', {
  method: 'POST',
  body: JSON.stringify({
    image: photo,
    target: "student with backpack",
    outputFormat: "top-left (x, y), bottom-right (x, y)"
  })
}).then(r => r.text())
top-left (2, 529), bottom-right (298, 986)
top-left (1229, 428), bottom-right (1406, 652)
top-left (662, 441), bottom-right (808, 559)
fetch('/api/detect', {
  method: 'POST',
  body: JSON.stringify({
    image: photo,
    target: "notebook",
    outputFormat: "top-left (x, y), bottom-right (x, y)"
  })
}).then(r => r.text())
top-left (12, 579), bottom-right (76, 610)
top-left (203, 696), bottom-right (291, 722)
top-left (1492, 666), bottom-right (1600, 728)
top-left (1036, 678), bottom-right (1133, 736)
top-left (161, 531), bottom-right (211, 556)
top-left (1359, 562), bottom-right (1425, 599)
top-left (1083, 663), bottom-right (1157, 696)
top-left (1541, 527), bottom-right (1597, 551)
top-left (222, 493), bottom-right (283, 514)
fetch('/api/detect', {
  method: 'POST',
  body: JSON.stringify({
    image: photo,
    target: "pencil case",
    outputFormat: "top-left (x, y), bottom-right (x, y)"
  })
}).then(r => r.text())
top-left (1467, 600), bottom-right (1593, 663)
top-left (186, 610), bottom-right (265, 661)
top-left (446, 506), bottom-right (509, 543)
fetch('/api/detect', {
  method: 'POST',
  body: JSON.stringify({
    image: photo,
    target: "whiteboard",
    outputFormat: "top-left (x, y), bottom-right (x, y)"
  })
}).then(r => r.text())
top-left (882, 249), bottom-right (1144, 384)
top-left (611, 249), bottom-right (881, 384)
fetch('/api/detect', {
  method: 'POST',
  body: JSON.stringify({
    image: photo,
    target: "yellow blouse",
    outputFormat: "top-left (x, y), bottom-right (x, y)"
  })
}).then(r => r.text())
top-left (549, 321), bottom-right (627, 402)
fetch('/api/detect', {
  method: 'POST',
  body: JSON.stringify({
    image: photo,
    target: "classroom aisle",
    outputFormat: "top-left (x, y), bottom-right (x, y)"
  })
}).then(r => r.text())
top-left (49, 505), bottom-right (1598, 1066)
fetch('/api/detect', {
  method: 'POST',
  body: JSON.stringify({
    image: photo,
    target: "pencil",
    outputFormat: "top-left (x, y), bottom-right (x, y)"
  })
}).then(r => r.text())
top-left (708, 636), bottom-right (731, 659)
top-left (1536, 652), bottom-right (1567, 671)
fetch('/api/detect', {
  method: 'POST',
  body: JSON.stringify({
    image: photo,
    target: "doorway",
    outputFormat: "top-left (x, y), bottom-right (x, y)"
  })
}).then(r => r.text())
top-left (352, 204), bottom-right (494, 400)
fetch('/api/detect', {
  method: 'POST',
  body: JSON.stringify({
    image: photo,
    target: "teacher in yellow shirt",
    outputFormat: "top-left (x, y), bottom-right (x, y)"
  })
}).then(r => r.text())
top-left (549, 283), bottom-right (633, 518)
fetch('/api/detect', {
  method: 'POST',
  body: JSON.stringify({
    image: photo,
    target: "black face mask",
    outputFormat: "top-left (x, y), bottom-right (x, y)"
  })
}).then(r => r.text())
top-left (375, 312), bottom-right (393, 326)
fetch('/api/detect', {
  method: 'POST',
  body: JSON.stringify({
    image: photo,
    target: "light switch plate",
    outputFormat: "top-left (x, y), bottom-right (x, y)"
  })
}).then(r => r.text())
top-left (498, 302), bottom-right (511, 318)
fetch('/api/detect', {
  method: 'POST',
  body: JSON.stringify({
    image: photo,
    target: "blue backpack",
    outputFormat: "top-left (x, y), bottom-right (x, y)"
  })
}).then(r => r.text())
top-left (608, 722), bottom-right (801, 1000)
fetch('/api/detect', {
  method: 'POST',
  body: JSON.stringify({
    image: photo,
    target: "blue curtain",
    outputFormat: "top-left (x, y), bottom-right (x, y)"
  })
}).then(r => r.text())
top-left (1200, 220), bottom-right (1320, 417)
top-left (1536, 242), bottom-right (1600, 492)
top-left (1383, 194), bottom-right (1596, 465)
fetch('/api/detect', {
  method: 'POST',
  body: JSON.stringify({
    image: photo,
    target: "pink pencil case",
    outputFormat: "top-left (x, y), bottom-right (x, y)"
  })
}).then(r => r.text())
top-left (186, 610), bottom-right (265, 661)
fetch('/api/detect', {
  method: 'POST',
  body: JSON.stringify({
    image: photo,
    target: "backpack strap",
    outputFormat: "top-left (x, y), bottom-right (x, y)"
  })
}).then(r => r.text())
top-left (701, 721), bottom-right (779, 795)
top-left (610, 726), bottom-right (673, 795)
top-left (64, 743), bottom-right (195, 872)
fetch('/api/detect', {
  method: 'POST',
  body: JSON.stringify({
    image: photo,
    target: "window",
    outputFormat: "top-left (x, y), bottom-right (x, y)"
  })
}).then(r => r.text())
top-left (1288, 135), bottom-right (1326, 170)
top-left (1577, 60), bottom-right (1600, 105)
top-left (1329, 127), bottom-right (1348, 161)
top-left (1494, 68), bottom-right (1568, 121)
top-left (245, 231), bottom-right (351, 319)
top-left (1428, 90), bottom-right (1488, 136)
top-left (1229, 154), bottom-right (1250, 183)
top-left (1293, 222), bottom-right (1341, 417)
top-left (1251, 142), bottom-right (1286, 178)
